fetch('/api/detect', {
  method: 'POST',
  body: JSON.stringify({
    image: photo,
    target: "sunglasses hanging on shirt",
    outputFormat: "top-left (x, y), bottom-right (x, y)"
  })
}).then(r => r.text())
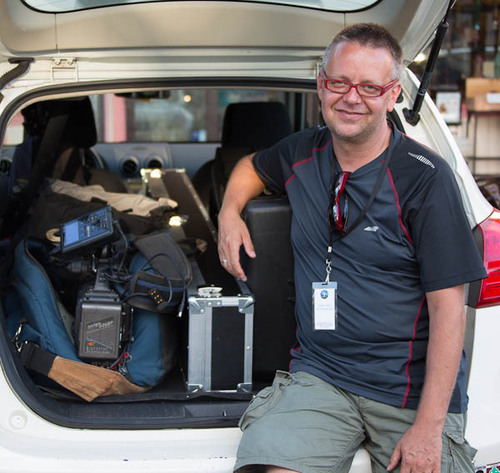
top-left (314, 145), bottom-right (393, 332)
top-left (325, 147), bottom-right (393, 282)
top-left (329, 171), bottom-right (351, 235)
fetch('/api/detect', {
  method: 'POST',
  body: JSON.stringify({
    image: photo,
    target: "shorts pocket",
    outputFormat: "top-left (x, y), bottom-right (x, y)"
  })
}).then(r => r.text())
top-left (442, 430), bottom-right (477, 473)
top-left (238, 371), bottom-right (291, 431)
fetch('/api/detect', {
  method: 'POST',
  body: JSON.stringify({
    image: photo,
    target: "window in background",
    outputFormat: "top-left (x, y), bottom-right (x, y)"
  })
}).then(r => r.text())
top-left (90, 89), bottom-right (319, 144)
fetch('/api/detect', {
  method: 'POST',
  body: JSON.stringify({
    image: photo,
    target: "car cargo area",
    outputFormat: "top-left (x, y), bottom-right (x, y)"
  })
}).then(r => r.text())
top-left (0, 90), bottom-right (303, 429)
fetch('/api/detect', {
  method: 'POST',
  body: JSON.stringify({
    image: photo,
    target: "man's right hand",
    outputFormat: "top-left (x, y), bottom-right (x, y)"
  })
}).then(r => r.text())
top-left (216, 153), bottom-right (265, 281)
top-left (217, 207), bottom-right (256, 282)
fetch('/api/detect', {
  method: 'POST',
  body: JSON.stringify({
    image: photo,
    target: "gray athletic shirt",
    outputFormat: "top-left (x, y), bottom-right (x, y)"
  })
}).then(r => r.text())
top-left (252, 125), bottom-right (486, 412)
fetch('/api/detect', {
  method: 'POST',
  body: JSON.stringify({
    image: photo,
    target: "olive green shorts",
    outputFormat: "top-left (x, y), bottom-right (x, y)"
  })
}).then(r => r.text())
top-left (234, 371), bottom-right (476, 473)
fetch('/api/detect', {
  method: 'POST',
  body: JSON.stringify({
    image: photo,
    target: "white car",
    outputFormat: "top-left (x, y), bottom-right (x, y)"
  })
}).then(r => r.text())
top-left (0, 1), bottom-right (498, 472)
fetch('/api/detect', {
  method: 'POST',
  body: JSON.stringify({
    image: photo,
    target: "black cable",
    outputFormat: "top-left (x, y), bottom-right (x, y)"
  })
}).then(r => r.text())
top-left (113, 218), bottom-right (129, 274)
top-left (143, 251), bottom-right (189, 304)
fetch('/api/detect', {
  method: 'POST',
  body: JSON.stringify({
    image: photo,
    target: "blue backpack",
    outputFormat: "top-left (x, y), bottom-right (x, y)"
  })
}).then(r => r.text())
top-left (5, 231), bottom-right (189, 399)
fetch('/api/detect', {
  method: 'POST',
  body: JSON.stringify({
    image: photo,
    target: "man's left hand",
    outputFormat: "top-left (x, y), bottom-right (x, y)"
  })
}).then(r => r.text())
top-left (387, 423), bottom-right (442, 473)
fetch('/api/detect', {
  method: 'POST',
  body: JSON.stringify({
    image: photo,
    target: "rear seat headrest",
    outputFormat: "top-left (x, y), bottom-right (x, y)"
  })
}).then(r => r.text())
top-left (23, 97), bottom-right (97, 149)
top-left (51, 97), bottom-right (97, 149)
top-left (221, 102), bottom-right (292, 150)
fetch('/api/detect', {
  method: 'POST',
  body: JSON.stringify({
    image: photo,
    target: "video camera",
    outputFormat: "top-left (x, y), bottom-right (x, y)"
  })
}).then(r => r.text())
top-left (59, 206), bottom-right (131, 363)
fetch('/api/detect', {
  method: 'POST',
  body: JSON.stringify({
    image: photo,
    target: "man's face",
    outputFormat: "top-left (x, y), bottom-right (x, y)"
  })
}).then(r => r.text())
top-left (317, 41), bottom-right (401, 145)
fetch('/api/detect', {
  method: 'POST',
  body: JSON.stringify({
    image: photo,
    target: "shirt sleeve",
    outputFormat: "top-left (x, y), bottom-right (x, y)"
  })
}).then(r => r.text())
top-left (252, 147), bottom-right (287, 196)
top-left (252, 130), bottom-right (307, 196)
top-left (406, 160), bottom-right (486, 292)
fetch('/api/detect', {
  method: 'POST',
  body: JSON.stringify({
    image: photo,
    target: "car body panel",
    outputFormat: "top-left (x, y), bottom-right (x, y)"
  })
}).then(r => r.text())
top-left (466, 304), bottom-right (500, 466)
top-left (22, 0), bottom-right (381, 14)
top-left (1, 1), bottom-right (445, 64)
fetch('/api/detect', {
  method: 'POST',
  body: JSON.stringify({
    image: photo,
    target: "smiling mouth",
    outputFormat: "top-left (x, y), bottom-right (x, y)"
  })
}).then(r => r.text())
top-left (336, 109), bottom-right (364, 118)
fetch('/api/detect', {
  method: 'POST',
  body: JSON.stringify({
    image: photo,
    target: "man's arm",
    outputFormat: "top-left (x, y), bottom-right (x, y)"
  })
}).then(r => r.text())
top-left (217, 153), bottom-right (265, 281)
top-left (387, 284), bottom-right (466, 473)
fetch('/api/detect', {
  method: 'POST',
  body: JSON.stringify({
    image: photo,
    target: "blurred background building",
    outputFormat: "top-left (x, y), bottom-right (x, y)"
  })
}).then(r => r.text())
top-left (411, 0), bottom-right (500, 179)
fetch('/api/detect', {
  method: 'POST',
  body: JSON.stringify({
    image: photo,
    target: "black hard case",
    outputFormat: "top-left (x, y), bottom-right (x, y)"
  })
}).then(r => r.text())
top-left (243, 197), bottom-right (297, 380)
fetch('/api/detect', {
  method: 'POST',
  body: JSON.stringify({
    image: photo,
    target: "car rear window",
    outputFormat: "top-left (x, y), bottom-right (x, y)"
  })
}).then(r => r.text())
top-left (93, 89), bottom-right (287, 143)
top-left (3, 89), bottom-right (321, 146)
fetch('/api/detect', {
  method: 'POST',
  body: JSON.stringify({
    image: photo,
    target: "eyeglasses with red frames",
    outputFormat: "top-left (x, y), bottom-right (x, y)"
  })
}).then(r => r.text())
top-left (329, 171), bottom-right (351, 235)
top-left (321, 69), bottom-right (399, 98)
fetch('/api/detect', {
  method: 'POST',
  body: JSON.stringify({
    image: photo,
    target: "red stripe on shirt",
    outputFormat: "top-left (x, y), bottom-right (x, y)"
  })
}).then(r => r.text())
top-left (386, 167), bottom-right (414, 245)
top-left (400, 131), bottom-right (437, 154)
top-left (402, 295), bottom-right (426, 408)
top-left (284, 138), bottom-right (332, 188)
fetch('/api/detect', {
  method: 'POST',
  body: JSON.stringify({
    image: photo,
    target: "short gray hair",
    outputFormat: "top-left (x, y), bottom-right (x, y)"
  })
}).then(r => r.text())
top-left (322, 23), bottom-right (403, 80)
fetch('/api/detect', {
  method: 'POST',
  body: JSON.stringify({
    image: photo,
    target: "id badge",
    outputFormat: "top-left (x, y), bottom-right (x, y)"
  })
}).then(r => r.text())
top-left (312, 281), bottom-right (337, 331)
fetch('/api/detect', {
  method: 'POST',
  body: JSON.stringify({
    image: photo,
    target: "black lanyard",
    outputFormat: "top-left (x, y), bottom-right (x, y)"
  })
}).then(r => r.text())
top-left (325, 146), bottom-right (393, 282)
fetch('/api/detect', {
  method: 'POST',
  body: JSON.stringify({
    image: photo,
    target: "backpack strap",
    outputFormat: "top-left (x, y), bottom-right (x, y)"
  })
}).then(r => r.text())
top-left (18, 341), bottom-right (55, 377)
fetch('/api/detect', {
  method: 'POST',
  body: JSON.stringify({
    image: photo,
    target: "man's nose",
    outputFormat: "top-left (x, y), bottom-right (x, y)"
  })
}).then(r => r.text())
top-left (343, 85), bottom-right (361, 102)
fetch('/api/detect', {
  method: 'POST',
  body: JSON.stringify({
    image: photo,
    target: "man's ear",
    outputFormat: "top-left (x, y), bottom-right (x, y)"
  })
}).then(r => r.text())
top-left (317, 72), bottom-right (324, 102)
top-left (387, 81), bottom-right (402, 112)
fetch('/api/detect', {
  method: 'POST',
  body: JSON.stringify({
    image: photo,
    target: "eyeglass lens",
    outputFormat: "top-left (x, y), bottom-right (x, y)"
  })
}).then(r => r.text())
top-left (327, 80), bottom-right (382, 97)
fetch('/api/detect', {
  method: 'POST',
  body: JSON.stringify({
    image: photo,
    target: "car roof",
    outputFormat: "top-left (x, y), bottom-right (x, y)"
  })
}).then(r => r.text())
top-left (0, 0), bottom-right (449, 68)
